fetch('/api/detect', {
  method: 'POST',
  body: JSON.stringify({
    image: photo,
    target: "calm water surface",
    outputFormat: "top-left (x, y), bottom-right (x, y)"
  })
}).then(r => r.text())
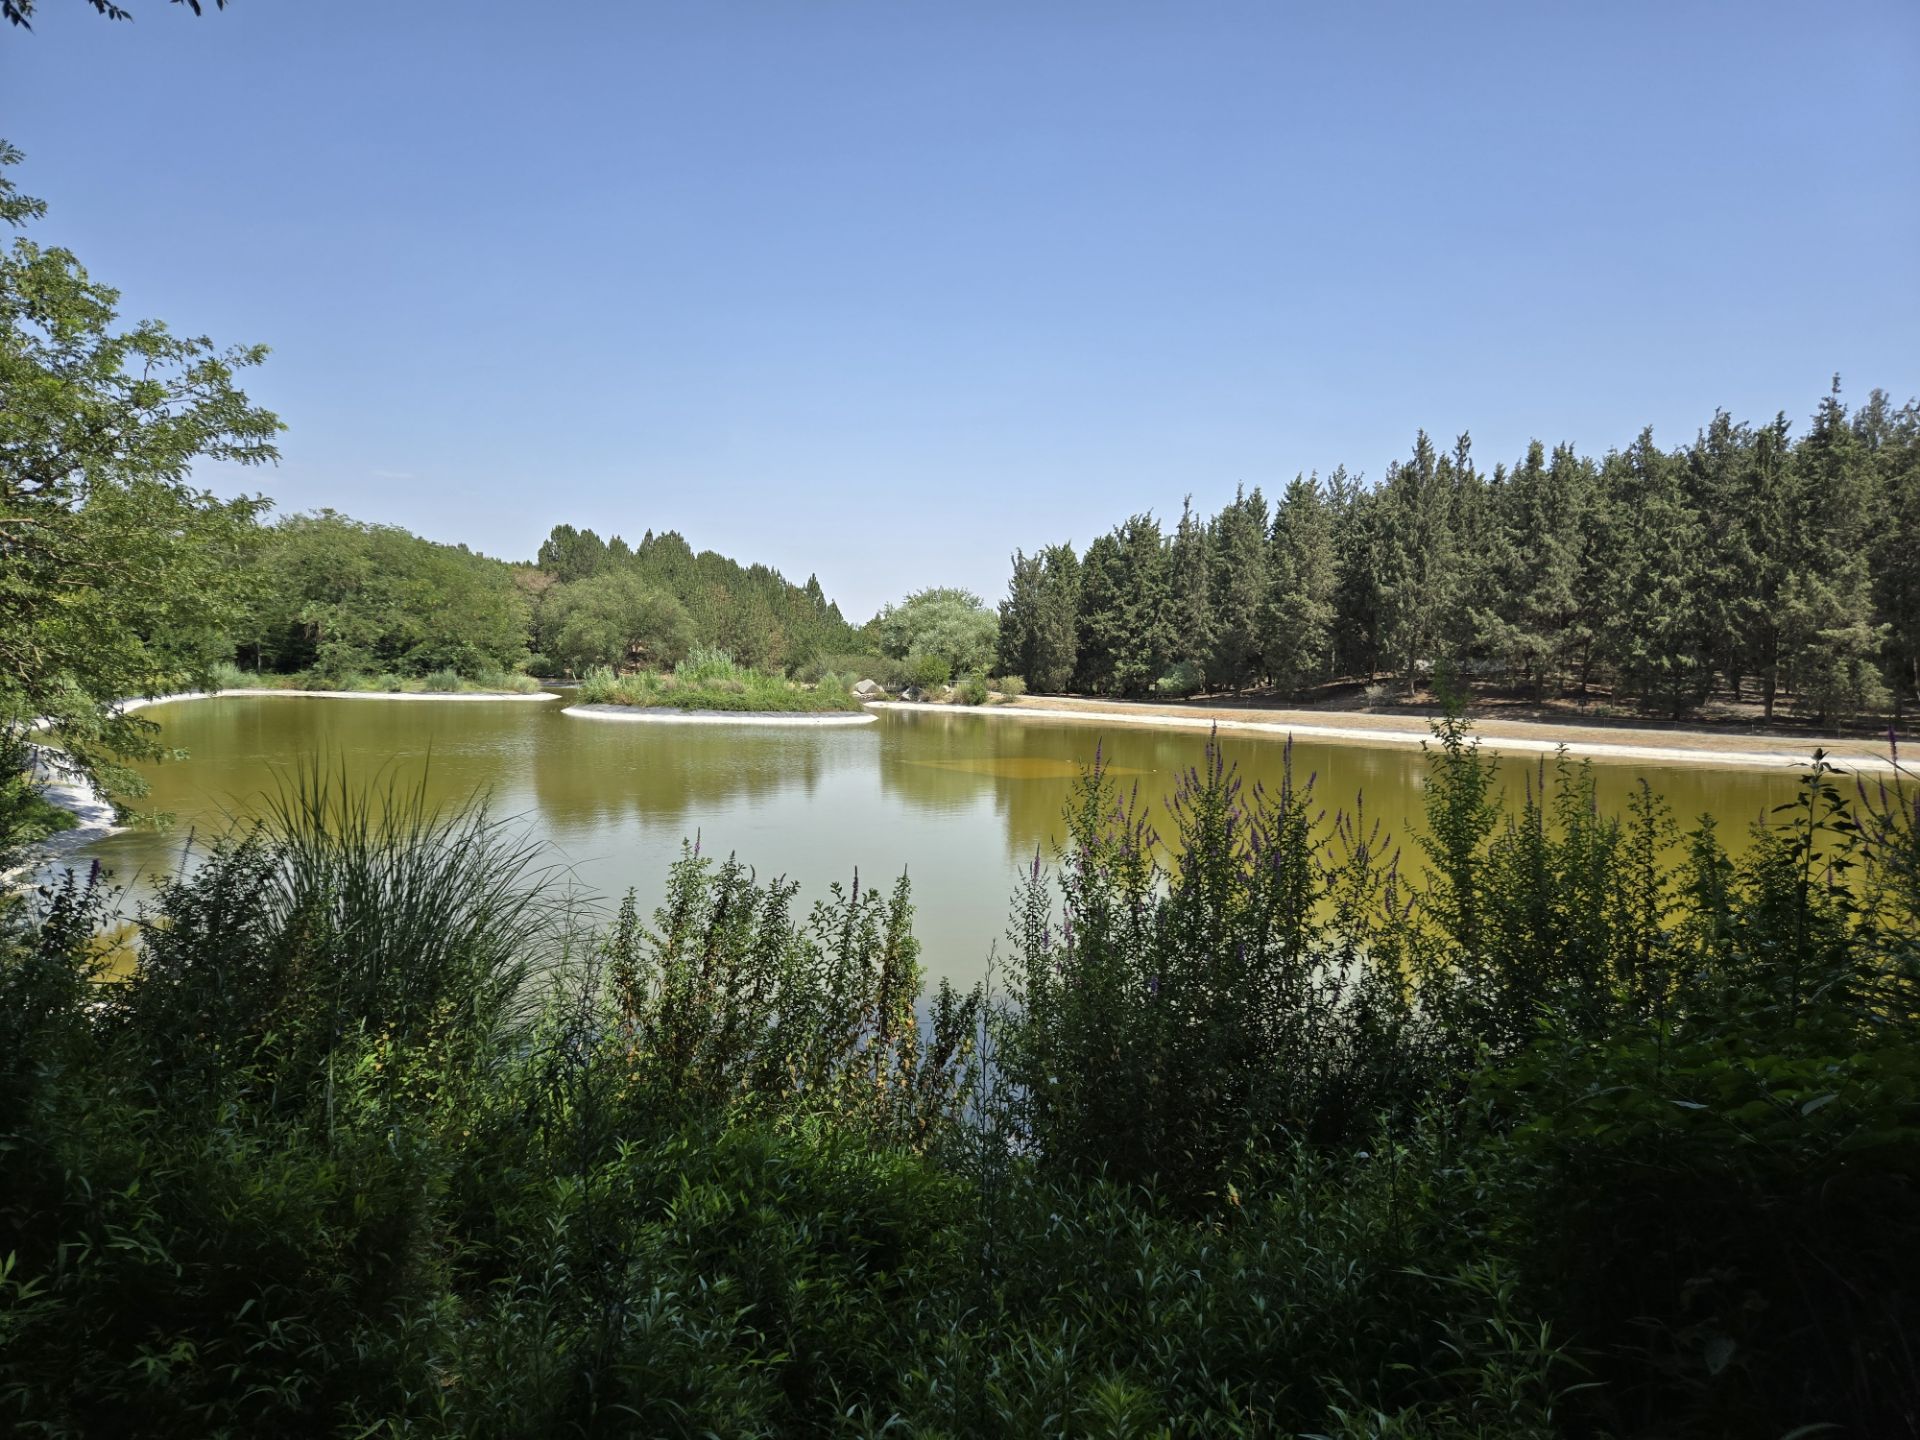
top-left (70, 695), bottom-right (1810, 988)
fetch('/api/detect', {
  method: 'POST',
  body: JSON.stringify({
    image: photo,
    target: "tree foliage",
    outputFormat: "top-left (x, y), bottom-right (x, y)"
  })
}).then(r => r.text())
top-left (539, 569), bottom-right (692, 675)
top-left (0, 143), bottom-right (278, 804)
top-left (1000, 384), bottom-right (1918, 721)
top-left (872, 586), bottom-right (997, 679)
top-left (529, 523), bottom-right (855, 675)
top-left (3, 0), bottom-right (224, 29)
top-left (238, 511), bottom-right (530, 682)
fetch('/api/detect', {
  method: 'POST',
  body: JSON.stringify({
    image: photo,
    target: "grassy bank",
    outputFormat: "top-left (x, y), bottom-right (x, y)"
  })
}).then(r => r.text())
top-left (207, 661), bottom-right (544, 695)
top-left (577, 648), bottom-right (867, 713)
top-left (3, 718), bottom-right (1915, 1437)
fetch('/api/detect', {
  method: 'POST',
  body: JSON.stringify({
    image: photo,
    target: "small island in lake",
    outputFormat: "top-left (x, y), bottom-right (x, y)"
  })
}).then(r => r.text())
top-left (568, 650), bottom-right (873, 718)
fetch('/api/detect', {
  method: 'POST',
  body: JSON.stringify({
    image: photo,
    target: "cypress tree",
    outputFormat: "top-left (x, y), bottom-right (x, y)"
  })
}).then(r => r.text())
top-left (1207, 485), bottom-right (1270, 690)
top-left (1168, 497), bottom-right (1215, 682)
top-left (1259, 476), bottom-right (1338, 696)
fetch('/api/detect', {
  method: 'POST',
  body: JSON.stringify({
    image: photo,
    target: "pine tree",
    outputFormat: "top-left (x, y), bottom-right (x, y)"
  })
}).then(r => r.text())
top-left (1259, 476), bottom-right (1337, 695)
top-left (1031, 543), bottom-right (1081, 692)
top-left (1375, 432), bottom-right (1462, 693)
top-left (1328, 470), bottom-right (1383, 680)
top-left (1861, 390), bottom-right (1920, 712)
top-left (1168, 497), bottom-right (1215, 683)
top-left (998, 547), bottom-right (1080, 691)
top-left (1481, 440), bottom-right (1592, 698)
top-left (1074, 532), bottom-right (1127, 694)
top-left (1110, 514), bottom-right (1175, 696)
top-left (1597, 430), bottom-right (1713, 718)
top-left (1778, 382), bottom-right (1887, 721)
top-left (1207, 485), bottom-right (1269, 690)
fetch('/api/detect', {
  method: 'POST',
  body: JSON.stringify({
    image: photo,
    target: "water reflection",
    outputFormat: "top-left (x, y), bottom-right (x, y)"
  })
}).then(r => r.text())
top-left (63, 695), bottom-right (1812, 990)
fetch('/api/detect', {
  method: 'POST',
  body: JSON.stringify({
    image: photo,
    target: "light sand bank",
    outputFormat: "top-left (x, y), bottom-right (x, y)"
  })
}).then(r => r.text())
top-left (869, 699), bottom-right (1904, 776)
top-left (563, 704), bottom-right (877, 727)
top-left (120, 688), bottom-right (559, 710)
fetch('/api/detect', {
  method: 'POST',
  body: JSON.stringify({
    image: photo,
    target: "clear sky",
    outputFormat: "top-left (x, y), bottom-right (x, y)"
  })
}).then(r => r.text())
top-left (5, 1), bottom-right (1917, 620)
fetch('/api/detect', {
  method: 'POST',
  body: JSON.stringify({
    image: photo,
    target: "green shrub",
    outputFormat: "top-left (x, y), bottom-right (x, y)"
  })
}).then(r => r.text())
top-left (953, 672), bottom-right (990, 706)
top-left (1154, 659), bottom-right (1205, 697)
top-left (990, 673), bottom-right (1027, 698)
top-left (675, 645), bottom-right (742, 685)
top-left (904, 652), bottom-right (951, 690)
top-left (795, 651), bottom-right (905, 688)
top-left (471, 669), bottom-right (541, 694)
top-left (575, 661), bottom-right (864, 712)
top-left (206, 659), bottom-right (249, 691)
top-left (1000, 737), bottom-right (1420, 1204)
top-left (423, 667), bottom-right (464, 692)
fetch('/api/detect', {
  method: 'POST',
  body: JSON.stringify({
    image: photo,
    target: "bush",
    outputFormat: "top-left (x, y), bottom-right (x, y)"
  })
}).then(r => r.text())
top-left (904, 652), bottom-right (951, 690)
top-left (990, 673), bottom-right (1027, 699)
top-left (423, 668), bottom-right (465, 692)
top-left (575, 661), bottom-right (865, 712)
top-left (953, 672), bottom-right (990, 706)
top-left (1153, 660), bottom-right (1205, 698)
top-left (795, 652), bottom-right (905, 689)
top-left (471, 669), bottom-right (541, 694)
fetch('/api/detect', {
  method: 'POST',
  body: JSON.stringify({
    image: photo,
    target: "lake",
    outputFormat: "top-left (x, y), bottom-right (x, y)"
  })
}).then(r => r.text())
top-left (66, 693), bottom-right (1812, 989)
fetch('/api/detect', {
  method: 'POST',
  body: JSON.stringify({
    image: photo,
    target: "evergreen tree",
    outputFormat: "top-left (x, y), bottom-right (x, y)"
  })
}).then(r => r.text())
top-left (1328, 471), bottom-right (1384, 680)
top-left (1031, 543), bottom-right (1082, 693)
top-left (1167, 497), bottom-right (1215, 683)
top-left (1715, 414), bottom-right (1795, 715)
top-left (999, 545), bottom-right (1080, 691)
top-left (1481, 441), bottom-right (1592, 698)
top-left (1073, 517), bottom-right (1171, 696)
top-left (1597, 431), bottom-right (1713, 718)
top-left (1073, 532), bottom-right (1126, 694)
top-left (1258, 476), bottom-right (1337, 695)
top-left (536, 523), bottom-right (608, 583)
top-left (1778, 383), bottom-right (1887, 722)
top-left (1438, 435), bottom-right (1496, 667)
top-left (1110, 513), bottom-right (1175, 696)
top-left (1374, 432), bottom-right (1461, 694)
top-left (1861, 391), bottom-right (1920, 711)
top-left (1207, 485), bottom-right (1269, 690)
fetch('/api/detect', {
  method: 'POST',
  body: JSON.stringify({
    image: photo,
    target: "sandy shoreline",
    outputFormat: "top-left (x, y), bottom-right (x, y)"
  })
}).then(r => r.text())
top-left (121, 688), bottom-right (559, 709)
top-left (563, 704), bottom-right (877, 727)
top-left (870, 697), bottom-right (1905, 775)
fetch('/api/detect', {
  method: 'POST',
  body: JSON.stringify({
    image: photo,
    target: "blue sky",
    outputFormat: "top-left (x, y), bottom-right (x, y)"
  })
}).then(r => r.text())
top-left (6, 1), bottom-right (1917, 620)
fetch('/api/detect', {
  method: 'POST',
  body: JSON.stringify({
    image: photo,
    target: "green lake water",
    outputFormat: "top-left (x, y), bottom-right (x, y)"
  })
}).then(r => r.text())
top-left (68, 694), bottom-right (1815, 989)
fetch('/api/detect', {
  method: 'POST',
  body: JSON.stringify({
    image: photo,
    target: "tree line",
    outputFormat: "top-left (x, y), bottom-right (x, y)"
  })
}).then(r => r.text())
top-left (528, 523), bottom-right (855, 677)
top-left (216, 515), bottom-right (860, 686)
top-left (998, 385), bottom-right (1920, 721)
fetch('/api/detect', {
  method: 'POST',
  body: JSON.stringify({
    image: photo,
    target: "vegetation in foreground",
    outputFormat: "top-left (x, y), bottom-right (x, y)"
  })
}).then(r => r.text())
top-left (3, 716), bottom-right (1915, 1438)
top-left (576, 648), bottom-right (868, 713)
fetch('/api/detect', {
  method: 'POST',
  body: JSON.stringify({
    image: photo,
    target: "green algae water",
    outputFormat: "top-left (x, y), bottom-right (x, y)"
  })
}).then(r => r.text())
top-left (66, 694), bottom-right (1815, 989)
